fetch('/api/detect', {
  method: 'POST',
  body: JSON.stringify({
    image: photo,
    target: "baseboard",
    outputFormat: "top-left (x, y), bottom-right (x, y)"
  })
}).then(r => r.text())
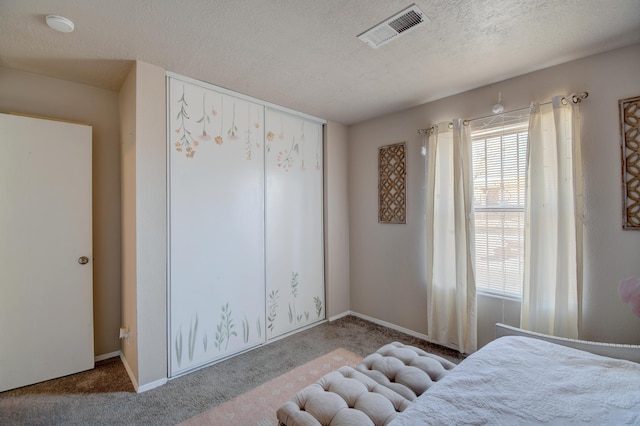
top-left (119, 353), bottom-right (139, 391)
top-left (119, 353), bottom-right (168, 393)
top-left (137, 377), bottom-right (168, 393)
top-left (346, 311), bottom-right (460, 352)
top-left (348, 311), bottom-right (429, 340)
top-left (115, 312), bottom-right (450, 393)
top-left (95, 350), bottom-right (121, 362)
top-left (328, 310), bottom-right (352, 322)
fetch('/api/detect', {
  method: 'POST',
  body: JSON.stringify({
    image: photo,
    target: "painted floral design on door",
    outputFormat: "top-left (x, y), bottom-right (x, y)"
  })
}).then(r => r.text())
top-left (170, 80), bottom-right (263, 161)
top-left (266, 114), bottom-right (323, 172)
top-left (265, 109), bottom-right (325, 339)
top-left (174, 304), bottom-right (264, 368)
top-left (169, 77), bottom-right (266, 375)
top-left (265, 270), bottom-right (324, 337)
top-left (173, 84), bottom-right (197, 158)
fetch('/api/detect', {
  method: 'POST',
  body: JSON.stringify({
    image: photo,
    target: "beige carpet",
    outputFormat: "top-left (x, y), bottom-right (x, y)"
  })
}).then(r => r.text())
top-left (1, 316), bottom-right (464, 425)
top-left (180, 347), bottom-right (362, 426)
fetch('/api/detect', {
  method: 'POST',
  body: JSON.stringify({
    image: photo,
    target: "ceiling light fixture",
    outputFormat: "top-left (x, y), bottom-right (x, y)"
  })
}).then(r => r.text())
top-left (46, 15), bottom-right (75, 33)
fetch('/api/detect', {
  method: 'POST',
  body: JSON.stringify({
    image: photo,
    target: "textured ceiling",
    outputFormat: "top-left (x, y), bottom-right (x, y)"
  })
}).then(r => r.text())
top-left (2, 0), bottom-right (640, 125)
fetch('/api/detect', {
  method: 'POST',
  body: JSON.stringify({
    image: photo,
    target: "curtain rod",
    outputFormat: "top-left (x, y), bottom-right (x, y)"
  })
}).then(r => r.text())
top-left (417, 92), bottom-right (588, 134)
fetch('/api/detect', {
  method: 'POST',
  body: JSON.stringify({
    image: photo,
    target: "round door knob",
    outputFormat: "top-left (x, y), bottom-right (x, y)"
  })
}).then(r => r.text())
top-left (78, 256), bottom-right (89, 265)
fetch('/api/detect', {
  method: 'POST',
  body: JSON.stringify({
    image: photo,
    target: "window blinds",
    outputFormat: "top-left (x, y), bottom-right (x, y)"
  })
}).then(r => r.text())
top-left (470, 112), bottom-right (529, 298)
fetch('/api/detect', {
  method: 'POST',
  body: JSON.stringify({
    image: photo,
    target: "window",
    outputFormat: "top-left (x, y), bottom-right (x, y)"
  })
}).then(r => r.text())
top-left (470, 112), bottom-right (529, 298)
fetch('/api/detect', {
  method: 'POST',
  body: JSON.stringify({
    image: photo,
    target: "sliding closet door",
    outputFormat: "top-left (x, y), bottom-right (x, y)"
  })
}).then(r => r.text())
top-left (168, 77), bottom-right (265, 376)
top-left (265, 109), bottom-right (325, 339)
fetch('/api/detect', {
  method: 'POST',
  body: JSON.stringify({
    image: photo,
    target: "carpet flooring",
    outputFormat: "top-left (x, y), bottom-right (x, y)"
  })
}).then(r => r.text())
top-left (0, 315), bottom-right (463, 425)
top-left (181, 348), bottom-right (362, 425)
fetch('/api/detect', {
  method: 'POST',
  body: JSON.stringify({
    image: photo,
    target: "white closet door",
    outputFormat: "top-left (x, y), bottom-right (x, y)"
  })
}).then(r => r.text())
top-left (168, 78), bottom-right (265, 376)
top-left (265, 109), bottom-right (324, 339)
top-left (0, 113), bottom-right (93, 392)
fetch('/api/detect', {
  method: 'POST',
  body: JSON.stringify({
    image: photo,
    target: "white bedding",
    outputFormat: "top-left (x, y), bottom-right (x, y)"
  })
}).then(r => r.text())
top-left (389, 336), bottom-right (640, 425)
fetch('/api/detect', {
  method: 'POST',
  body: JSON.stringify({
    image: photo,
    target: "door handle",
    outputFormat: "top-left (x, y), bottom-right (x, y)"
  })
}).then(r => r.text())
top-left (78, 256), bottom-right (89, 265)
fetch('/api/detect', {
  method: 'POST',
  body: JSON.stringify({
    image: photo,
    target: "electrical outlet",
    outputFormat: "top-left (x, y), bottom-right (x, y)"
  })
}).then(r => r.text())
top-left (119, 326), bottom-right (129, 341)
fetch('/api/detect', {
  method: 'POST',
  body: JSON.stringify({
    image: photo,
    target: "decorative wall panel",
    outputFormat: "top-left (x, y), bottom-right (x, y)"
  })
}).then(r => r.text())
top-left (620, 95), bottom-right (640, 230)
top-left (378, 142), bottom-right (407, 224)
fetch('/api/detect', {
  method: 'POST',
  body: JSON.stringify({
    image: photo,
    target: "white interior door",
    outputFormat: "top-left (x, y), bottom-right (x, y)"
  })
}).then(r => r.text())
top-left (0, 113), bottom-right (94, 392)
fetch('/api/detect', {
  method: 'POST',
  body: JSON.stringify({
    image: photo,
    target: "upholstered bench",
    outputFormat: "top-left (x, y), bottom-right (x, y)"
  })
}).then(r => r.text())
top-left (276, 342), bottom-right (456, 426)
top-left (277, 366), bottom-right (411, 426)
top-left (356, 342), bottom-right (456, 401)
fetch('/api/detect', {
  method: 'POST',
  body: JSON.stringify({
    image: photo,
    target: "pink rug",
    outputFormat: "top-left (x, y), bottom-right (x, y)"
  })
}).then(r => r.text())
top-left (180, 348), bottom-right (362, 425)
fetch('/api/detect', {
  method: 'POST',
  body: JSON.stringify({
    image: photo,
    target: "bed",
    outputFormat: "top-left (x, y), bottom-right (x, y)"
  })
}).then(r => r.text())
top-left (389, 324), bottom-right (640, 425)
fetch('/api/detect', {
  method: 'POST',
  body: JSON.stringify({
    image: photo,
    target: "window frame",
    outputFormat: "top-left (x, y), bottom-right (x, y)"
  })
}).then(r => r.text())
top-left (470, 114), bottom-right (529, 300)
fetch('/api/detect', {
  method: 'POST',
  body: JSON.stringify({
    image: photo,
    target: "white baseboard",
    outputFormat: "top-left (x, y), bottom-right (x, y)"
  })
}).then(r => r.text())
top-left (327, 311), bottom-right (351, 322)
top-left (137, 377), bottom-right (168, 393)
top-left (349, 311), bottom-right (461, 352)
top-left (120, 353), bottom-right (168, 393)
top-left (113, 311), bottom-right (453, 393)
top-left (348, 311), bottom-right (429, 340)
top-left (119, 353), bottom-right (139, 391)
top-left (119, 353), bottom-right (168, 393)
top-left (95, 350), bottom-right (121, 362)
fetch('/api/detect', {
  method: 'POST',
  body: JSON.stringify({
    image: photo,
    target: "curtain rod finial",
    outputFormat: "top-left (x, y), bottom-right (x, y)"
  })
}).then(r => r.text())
top-left (564, 92), bottom-right (589, 104)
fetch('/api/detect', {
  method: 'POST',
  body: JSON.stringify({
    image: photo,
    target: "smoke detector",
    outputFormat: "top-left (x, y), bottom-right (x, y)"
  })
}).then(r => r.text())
top-left (358, 4), bottom-right (429, 48)
top-left (46, 15), bottom-right (75, 33)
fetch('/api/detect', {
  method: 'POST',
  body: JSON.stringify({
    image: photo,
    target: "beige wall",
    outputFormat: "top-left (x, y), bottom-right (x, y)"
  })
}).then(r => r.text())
top-left (0, 66), bottom-right (122, 357)
top-left (324, 121), bottom-right (350, 318)
top-left (119, 61), bottom-right (167, 390)
top-left (6, 41), bottom-right (635, 384)
top-left (133, 61), bottom-right (167, 387)
top-left (119, 64), bottom-right (138, 380)
top-left (348, 43), bottom-right (640, 347)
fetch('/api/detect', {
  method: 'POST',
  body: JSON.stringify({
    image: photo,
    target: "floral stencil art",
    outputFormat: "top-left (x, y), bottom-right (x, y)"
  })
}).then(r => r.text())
top-left (215, 302), bottom-right (237, 351)
top-left (619, 276), bottom-right (640, 317)
top-left (228, 103), bottom-right (238, 141)
top-left (243, 109), bottom-right (260, 160)
top-left (174, 85), bottom-right (197, 158)
top-left (188, 314), bottom-right (198, 361)
top-left (267, 289), bottom-right (279, 335)
top-left (196, 93), bottom-right (212, 143)
top-left (277, 136), bottom-right (299, 172)
top-left (266, 130), bottom-right (277, 153)
top-left (175, 326), bottom-right (183, 366)
top-left (267, 113), bottom-right (324, 173)
top-left (213, 96), bottom-right (223, 145)
top-left (171, 82), bottom-right (266, 162)
top-left (279, 115), bottom-right (285, 140)
top-left (299, 122), bottom-right (306, 170)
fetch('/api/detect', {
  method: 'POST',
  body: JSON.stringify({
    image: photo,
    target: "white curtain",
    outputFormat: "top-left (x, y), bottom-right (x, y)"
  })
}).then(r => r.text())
top-left (521, 96), bottom-right (583, 339)
top-left (426, 119), bottom-right (477, 354)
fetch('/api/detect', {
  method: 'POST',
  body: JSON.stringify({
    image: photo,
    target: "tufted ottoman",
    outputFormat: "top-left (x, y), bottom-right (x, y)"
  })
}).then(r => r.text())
top-left (276, 342), bottom-right (457, 425)
top-left (355, 342), bottom-right (457, 401)
top-left (276, 366), bottom-right (411, 426)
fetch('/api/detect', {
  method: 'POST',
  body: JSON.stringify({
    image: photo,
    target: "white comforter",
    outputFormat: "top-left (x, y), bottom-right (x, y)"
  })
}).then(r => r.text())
top-left (389, 336), bottom-right (640, 425)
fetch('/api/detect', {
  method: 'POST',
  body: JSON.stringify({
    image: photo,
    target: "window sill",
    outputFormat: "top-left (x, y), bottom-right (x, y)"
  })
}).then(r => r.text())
top-left (477, 290), bottom-right (522, 302)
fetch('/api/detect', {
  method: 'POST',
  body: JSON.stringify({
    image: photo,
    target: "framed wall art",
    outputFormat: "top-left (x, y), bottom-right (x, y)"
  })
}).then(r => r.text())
top-left (378, 142), bottom-right (406, 224)
top-left (620, 95), bottom-right (640, 230)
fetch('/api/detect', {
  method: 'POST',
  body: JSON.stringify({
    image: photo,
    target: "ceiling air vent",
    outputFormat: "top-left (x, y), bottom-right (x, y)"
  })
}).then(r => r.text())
top-left (358, 4), bottom-right (429, 48)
